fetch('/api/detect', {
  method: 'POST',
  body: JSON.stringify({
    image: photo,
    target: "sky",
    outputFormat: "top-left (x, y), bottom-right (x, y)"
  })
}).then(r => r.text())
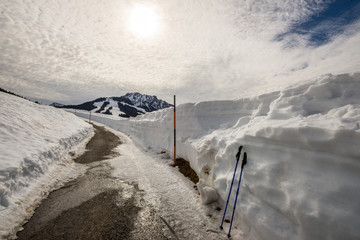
top-left (0, 0), bottom-right (360, 105)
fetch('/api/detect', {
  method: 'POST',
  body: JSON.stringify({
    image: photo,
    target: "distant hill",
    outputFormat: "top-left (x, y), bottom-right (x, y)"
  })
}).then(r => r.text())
top-left (0, 88), bottom-right (27, 100)
top-left (0, 87), bottom-right (43, 104)
top-left (52, 92), bottom-right (173, 118)
top-left (49, 102), bottom-right (64, 107)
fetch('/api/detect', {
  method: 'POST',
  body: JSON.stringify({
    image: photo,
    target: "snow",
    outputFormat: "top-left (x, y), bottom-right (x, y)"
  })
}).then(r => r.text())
top-left (108, 99), bottom-right (126, 116)
top-left (0, 92), bottom-right (92, 239)
top-left (82, 72), bottom-right (360, 240)
top-left (91, 98), bottom-right (126, 116)
top-left (93, 100), bottom-right (107, 112)
top-left (197, 179), bottom-right (219, 205)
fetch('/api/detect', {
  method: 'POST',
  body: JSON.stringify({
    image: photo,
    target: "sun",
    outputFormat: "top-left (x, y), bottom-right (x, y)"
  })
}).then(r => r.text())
top-left (128, 4), bottom-right (162, 38)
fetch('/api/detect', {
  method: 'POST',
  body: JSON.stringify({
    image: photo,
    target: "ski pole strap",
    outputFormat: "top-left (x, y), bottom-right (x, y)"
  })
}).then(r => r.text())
top-left (236, 146), bottom-right (243, 161)
top-left (241, 152), bottom-right (247, 169)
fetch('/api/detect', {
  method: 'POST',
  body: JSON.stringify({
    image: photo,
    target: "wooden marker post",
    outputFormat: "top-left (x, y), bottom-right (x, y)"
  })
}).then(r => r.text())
top-left (174, 95), bottom-right (176, 165)
top-left (89, 111), bottom-right (91, 123)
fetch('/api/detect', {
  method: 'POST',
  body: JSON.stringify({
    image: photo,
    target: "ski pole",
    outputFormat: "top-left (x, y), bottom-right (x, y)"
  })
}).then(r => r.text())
top-left (220, 146), bottom-right (242, 230)
top-left (228, 152), bottom-right (247, 237)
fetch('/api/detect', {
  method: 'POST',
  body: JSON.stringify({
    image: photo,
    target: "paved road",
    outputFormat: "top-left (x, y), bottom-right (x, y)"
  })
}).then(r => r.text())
top-left (16, 124), bottom-right (172, 240)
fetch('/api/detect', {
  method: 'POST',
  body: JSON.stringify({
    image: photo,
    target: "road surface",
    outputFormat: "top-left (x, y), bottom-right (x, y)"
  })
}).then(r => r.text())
top-left (16, 124), bottom-right (172, 240)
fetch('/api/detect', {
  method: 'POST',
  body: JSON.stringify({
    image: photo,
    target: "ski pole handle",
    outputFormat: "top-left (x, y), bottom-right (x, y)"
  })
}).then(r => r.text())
top-left (236, 146), bottom-right (243, 162)
top-left (241, 152), bottom-right (247, 169)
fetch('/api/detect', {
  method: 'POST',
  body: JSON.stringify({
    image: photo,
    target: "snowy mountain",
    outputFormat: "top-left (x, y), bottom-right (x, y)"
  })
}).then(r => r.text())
top-left (53, 92), bottom-right (173, 118)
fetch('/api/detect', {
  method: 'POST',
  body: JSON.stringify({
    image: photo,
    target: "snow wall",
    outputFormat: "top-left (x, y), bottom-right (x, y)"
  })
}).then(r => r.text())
top-left (0, 92), bottom-right (92, 238)
top-left (79, 73), bottom-right (360, 240)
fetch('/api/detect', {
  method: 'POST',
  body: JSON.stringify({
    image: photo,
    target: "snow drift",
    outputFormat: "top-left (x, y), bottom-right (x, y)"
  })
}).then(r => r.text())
top-left (0, 92), bottom-right (92, 238)
top-left (84, 73), bottom-right (360, 240)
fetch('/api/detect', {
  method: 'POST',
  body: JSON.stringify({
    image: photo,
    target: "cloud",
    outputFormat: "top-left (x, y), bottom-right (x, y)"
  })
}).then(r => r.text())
top-left (0, 0), bottom-right (359, 104)
top-left (275, 1), bottom-right (360, 47)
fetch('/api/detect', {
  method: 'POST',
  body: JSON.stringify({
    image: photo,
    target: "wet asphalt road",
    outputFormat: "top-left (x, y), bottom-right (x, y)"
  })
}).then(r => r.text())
top-left (16, 124), bottom-right (172, 240)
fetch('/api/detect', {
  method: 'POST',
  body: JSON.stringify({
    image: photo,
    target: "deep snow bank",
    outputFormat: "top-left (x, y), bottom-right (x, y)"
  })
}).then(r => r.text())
top-left (0, 92), bottom-right (92, 238)
top-left (85, 73), bottom-right (360, 240)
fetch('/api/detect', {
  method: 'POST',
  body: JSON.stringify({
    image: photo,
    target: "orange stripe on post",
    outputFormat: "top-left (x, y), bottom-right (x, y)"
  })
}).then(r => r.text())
top-left (174, 95), bottom-right (176, 165)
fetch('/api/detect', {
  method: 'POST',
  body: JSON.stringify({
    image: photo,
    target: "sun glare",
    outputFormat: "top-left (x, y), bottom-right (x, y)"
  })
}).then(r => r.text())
top-left (128, 4), bottom-right (161, 38)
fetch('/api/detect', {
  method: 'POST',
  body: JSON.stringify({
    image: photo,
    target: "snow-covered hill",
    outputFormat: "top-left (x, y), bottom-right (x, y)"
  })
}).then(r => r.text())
top-left (85, 73), bottom-right (360, 240)
top-left (0, 92), bottom-right (92, 239)
top-left (54, 92), bottom-right (173, 118)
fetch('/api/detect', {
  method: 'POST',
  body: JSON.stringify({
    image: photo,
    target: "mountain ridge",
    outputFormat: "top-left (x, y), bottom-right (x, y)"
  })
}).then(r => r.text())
top-left (52, 92), bottom-right (173, 118)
